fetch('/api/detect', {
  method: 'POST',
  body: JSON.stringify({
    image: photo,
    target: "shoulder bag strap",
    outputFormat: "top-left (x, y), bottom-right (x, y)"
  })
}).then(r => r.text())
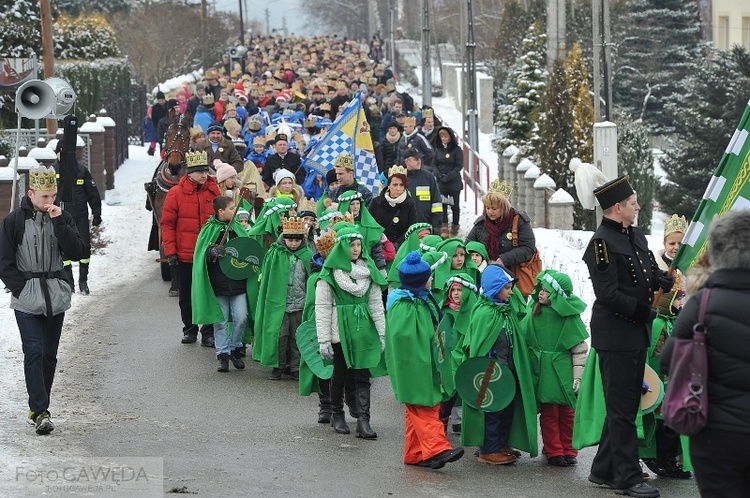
top-left (694, 288), bottom-right (711, 337)
top-left (511, 214), bottom-right (519, 248)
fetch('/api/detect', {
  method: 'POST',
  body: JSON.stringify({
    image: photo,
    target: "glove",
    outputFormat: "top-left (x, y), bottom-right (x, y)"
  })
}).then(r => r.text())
top-left (648, 307), bottom-right (658, 321)
top-left (167, 254), bottom-right (179, 267)
top-left (572, 378), bottom-right (581, 395)
top-left (207, 244), bottom-right (227, 262)
top-left (642, 380), bottom-right (650, 395)
top-left (92, 215), bottom-right (102, 226)
top-left (319, 341), bottom-right (334, 360)
top-left (380, 335), bottom-right (386, 353)
top-left (658, 273), bottom-right (675, 292)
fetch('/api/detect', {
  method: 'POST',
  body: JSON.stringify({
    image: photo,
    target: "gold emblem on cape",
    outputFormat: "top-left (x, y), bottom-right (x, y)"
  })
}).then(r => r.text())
top-left (506, 232), bottom-right (513, 240)
top-left (393, 217), bottom-right (400, 224)
top-left (218, 147), bottom-right (224, 153)
top-left (445, 153), bottom-right (450, 158)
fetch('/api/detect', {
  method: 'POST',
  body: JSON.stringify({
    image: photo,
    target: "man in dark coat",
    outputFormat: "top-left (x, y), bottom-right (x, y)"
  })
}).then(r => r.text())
top-left (149, 91), bottom-right (168, 155)
top-left (157, 99), bottom-right (179, 152)
top-left (262, 133), bottom-right (303, 188)
top-left (195, 121), bottom-right (245, 174)
top-left (432, 126), bottom-right (463, 235)
top-left (54, 142), bottom-right (102, 295)
top-left (403, 148), bottom-right (442, 234)
top-left (583, 175), bottom-right (673, 498)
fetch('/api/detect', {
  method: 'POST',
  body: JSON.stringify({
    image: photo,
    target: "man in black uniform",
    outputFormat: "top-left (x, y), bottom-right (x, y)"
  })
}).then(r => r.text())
top-left (55, 142), bottom-right (102, 295)
top-left (583, 176), bottom-right (673, 498)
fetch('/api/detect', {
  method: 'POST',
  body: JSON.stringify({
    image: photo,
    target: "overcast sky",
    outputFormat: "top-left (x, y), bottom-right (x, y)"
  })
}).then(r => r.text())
top-left (212, 0), bottom-right (317, 37)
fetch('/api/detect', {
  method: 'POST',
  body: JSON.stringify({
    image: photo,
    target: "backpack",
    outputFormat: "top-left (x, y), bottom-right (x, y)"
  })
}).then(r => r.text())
top-left (510, 214), bottom-right (542, 297)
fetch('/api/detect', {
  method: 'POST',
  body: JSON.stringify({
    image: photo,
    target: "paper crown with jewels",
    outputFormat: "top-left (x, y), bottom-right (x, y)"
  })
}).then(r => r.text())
top-left (29, 165), bottom-right (57, 191)
top-left (186, 151), bottom-right (209, 168)
top-left (388, 164), bottom-right (407, 177)
top-left (297, 197), bottom-right (318, 216)
top-left (422, 108), bottom-right (434, 119)
top-left (664, 214), bottom-right (688, 238)
top-left (487, 179), bottom-right (513, 198)
top-left (315, 228), bottom-right (337, 257)
top-left (334, 153), bottom-right (354, 170)
top-left (281, 215), bottom-right (308, 235)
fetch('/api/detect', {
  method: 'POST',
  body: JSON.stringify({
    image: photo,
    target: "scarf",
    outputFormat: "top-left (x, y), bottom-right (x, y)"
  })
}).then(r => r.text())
top-left (444, 282), bottom-right (462, 311)
top-left (385, 132), bottom-right (401, 144)
top-left (385, 190), bottom-right (407, 207)
top-left (333, 259), bottom-right (371, 297)
top-left (483, 209), bottom-right (515, 261)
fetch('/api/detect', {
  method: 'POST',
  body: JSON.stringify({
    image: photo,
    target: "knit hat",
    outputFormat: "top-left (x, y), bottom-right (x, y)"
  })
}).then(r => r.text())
top-left (481, 264), bottom-right (515, 302)
top-left (398, 251), bottom-right (432, 294)
top-left (326, 169), bottom-right (338, 185)
top-left (156, 91), bottom-right (165, 100)
top-left (273, 168), bottom-right (295, 185)
top-left (215, 162), bottom-right (237, 184)
top-left (166, 98), bottom-right (179, 111)
top-left (206, 121), bottom-right (223, 134)
top-left (236, 209), bottom-right (250, 220)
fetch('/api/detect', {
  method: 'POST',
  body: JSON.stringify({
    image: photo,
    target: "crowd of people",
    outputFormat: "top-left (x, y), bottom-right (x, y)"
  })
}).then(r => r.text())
top-left (3, 31), bottom-right (747, 498)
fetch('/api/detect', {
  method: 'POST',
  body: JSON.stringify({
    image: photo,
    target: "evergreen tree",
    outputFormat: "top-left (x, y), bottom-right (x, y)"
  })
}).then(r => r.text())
top-left (564, 43), bottom-right (594, 162)
top-left (538, 56), bottom-right (573, 193)
top-left (612, 0), bottom-right (702, 134)
top-left (657, 46), bottom-right (750, 217)
top-left (56, 0), bottom-right (130, 16)
top-left (0, 0), bottom-right (42, 57)
top-left (54, 14), bottom-right (120, 60)
top-left (490, 0), bottom-right (546, 88)
top-left (493, 22), bottom-right (547, 158)
top-left (618, 118), bottom-right (654, 233)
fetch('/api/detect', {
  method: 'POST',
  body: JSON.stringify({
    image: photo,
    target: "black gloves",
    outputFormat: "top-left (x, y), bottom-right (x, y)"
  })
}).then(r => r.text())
top-left (168, 254), bottom-right (179, 267)
top-left (657, 273), bottom-right (675, 292)
top-left (207, 244), bottom-right (227, 262)
top-left (92, 215), bottom-right (102, 226)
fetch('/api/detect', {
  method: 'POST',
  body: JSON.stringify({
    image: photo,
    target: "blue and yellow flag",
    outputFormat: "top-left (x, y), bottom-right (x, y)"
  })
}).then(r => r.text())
top-left (302, 92), bottom-right (380, 194)
top-left (672, 100), bottom-right (750, 272)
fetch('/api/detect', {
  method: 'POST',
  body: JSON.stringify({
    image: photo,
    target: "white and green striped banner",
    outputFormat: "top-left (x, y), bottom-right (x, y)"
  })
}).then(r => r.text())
top-left (672, 99), bottom-right (750, 273)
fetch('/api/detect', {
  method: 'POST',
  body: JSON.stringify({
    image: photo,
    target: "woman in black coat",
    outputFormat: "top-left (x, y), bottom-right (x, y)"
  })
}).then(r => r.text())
top-left (660, 210), bottom-right (750, 498)
top-left (464, 183), bottom-right (535, 269)
top-left (368, 167), bottom-right (417, 247)
top-left (432, 126), bottom-right (463, 228)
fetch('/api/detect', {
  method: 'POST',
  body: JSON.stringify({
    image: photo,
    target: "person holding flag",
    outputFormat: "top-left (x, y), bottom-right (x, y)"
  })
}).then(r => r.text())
top-left (329, 153), bottom-right (374, 209)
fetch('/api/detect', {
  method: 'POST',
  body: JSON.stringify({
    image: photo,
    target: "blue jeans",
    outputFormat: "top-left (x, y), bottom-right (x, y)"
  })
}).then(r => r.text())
top-left (15, 311), bottom-right (65, 415)
top-left (214, 294), bottom-right (248, 357)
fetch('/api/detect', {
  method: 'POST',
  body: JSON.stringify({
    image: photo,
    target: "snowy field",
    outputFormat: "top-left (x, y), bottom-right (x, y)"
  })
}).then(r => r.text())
top-left (0, 95), bottom-right (669, 466)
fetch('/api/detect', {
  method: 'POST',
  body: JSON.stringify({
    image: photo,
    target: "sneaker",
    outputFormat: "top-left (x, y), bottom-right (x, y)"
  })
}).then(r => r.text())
top-left (230, 349), bottom-right (245, 370)
top-left (201, 335), bottom-right (215, 348)
top-left (477, 452), bottom-right (517, 465)
top-left (428, 447), bottom-right (465, 469)
top-left (564, 455), bottom-right (578, 466)
top-left (614, 482), bottom-right (660, 497)
top-left (238, 344), bottom-right (247, 357)
top-left (181, 332), bottom-right (198, 344)
top-left (548, 456), bottom-right (568, 467)
top-left (269, 368), bottom-right (282, 380)
top-left (33, 411), bottom-right (54, 435)
top-left (26, 410), bottom-right (35, 426)
top-left (217, 353), bottom-right (229, 372)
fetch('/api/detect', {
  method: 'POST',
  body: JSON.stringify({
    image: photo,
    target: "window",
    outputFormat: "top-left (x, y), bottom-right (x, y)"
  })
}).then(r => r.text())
top-left (718, 16), bottom-right (730, 50)
top-left (743, 17), bottom-right (750, 51)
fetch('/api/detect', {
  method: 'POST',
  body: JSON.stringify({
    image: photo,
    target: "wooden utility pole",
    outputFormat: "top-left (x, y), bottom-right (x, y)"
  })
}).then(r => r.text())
top-left (39, 0), bottom-right (56, 134)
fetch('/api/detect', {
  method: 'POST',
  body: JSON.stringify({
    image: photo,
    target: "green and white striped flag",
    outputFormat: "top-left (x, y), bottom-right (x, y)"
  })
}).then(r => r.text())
top-left (672, 99), bottom-right (750, 273)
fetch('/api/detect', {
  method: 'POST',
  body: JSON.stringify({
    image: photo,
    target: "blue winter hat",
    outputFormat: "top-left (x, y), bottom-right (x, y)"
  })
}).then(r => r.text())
top-left (398, 251), bottom-right (432, 294)
top-left (320, 118), bottom-right (333, 127)
top-left (206, 121), bottom-right (223, 134)
top-left (481, 264), bottom-right (515, 301)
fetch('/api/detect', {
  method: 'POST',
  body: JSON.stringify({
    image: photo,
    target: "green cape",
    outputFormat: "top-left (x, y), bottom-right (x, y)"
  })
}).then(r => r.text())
top-left (191, 216), bottom-right (255, 324)
top-left (459, 294), bottom-right (538, 456)
top-left (385, 293), bottom-right (443, 406)
top-left (252, 240), bottom-right (312, 367)
top-left (520, 305), bottom-right (589, 406)
top-left (440, 273), bottom-right (479, 398)
top-left (336, 191), bottom-right (384, 250)
top-left (299, 271), bottom-right (325, 397)
top-left (386, 223), bottom-right (432, 286)
top-left (248, 197), bottom-right (297, 246)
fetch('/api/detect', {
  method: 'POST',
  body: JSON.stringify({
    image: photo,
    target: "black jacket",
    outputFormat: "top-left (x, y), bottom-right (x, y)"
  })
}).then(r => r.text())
top-left (582, 217), bottom-right (663, 351)
top-left (661, 269), bottom-right (750, 436)
top-left (432, 126), bottom-right (463, 193)
top-left (375, 137), bottom-right (403, 173)
top-left (465, 210), bottom-right (535, 267)
top-left (368, 193), bottom-right (418, 246)
top-left (262, 152), bottom-right (303, 187)
top-left (405, 168), bottom-right (442, 233)
top-left (54, 160), bottom-right (102, 221)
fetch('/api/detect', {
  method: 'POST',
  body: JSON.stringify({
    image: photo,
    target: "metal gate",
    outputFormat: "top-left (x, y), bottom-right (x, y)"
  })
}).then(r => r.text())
top-left (102, 80), bottom-right (147, 168)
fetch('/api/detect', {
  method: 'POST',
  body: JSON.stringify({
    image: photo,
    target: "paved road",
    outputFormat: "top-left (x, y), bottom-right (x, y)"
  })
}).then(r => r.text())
top-left (2, 269), bottom-right (702, 497)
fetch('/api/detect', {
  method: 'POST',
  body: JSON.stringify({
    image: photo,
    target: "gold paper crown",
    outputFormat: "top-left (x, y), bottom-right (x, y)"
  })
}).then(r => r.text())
top-left (422, 108), bottom-right (434, 119)
top-left (326, 211), bottom-right (354, 227)
top-left (202, 94), bottom-right (215, 105)
top-left (297, 197), bottom-right (317, 215)
top-left (186, 151), bottom-right (208, 168)
top-left (315, 228), bottom-right (337, 257)
top-left (281, 215), bottom-right (308, 235)
top-left (319, 102), bottom-right (331, 111)
top-left (252, 135), bottom-right (266, 146)
top-left (664, 214), bottom-right (688, 238)
top-left (405, 116), bottom-right (417, 126)
top-left (189, 126), bottom-right (204, 138)
top-left (335, 153), bottom-right (354, 170)
top-left (488, 179), bottom-right (513, 198)
top-left (29, 166), bottom-right (57, 191)
top-left (388, 164), bottom-right (407, 177)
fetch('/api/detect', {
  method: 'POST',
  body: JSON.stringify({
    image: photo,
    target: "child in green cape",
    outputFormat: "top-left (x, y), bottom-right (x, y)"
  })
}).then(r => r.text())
top-left (438, 273), bottom-right (479, 435)
top-left (248, 196), bottom-right (297, 249)
top-left (432, 238), bottom-right (478, 303)
top-left (520, 269), bottom-right (589, 467)
top-left (191, 196), bottom-right (252, 372)
top-left (316, 225), bottom-right (386, 439)
top-left (253, 215), bottom-right (312, 380)
top-left (466, 240), bottom-right (489, 273)
top-left (385, 251), bottom-right (465, 469)
top-left (460, 264), bottom-right (538, 464)
top-left (386, 222), bottom-right (432, 287)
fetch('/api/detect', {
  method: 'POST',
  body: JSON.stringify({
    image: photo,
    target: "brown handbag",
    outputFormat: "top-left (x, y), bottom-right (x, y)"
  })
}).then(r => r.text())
top-left (510, 214), bottom-right (542, 297)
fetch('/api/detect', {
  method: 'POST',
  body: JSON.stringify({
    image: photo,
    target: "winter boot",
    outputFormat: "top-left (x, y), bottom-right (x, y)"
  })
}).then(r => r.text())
top-left (79, 262), bottom-right (90, 295)
top-left (318, 383), bottom-right (333, 424)
top-left (147, 144), bottom-right (156, 156)
top-left (230, 348), bottom-right (245, 370)
top-left (330, 383), bottom-right (351, 434)
top-left (355, 387), bottom-right (377, 440)
top-left (440, 223), bottom-right (450, 239)
top-left (344, 377), bottom-right (359, 419)
top-left (217, 353), bottom-right (229, 372)
top-left (331, 412), bottom-right (350, 434)
top-left (63, 264), bottom-right (75, 293)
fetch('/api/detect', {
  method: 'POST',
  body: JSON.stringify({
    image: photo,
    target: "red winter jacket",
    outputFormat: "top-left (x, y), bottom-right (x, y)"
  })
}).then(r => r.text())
top-left (161, 175), bottom-right (220, 263)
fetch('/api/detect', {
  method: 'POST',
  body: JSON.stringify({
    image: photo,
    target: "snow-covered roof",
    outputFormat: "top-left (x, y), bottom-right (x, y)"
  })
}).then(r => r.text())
top-left (8, 157), bottom-right (39, 171)
top-left (0, 167), bottom-right (19, 181)
top-left (549, 188), bottom-right (575, 204)
top-left (534, 173), bottom-right (556, 189)
top-left (524, 165), bottom-right (541, 179)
